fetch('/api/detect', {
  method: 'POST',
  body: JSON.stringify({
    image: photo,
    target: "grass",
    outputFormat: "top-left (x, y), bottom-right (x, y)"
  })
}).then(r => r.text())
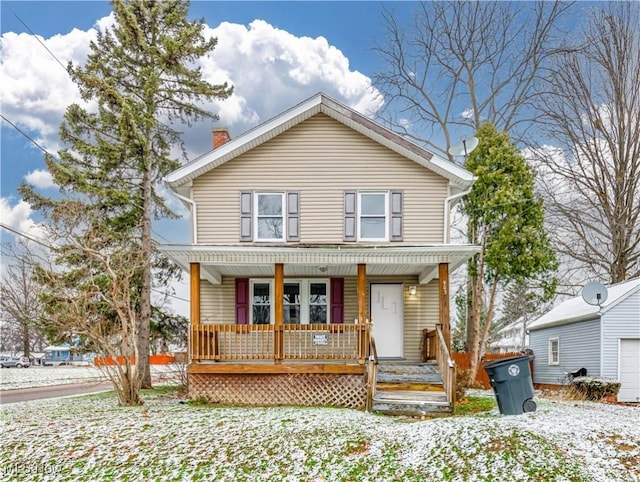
top-left (454, 395), bottom-right (497, 416)
top-left (1, 387), bottom-right (639, 481)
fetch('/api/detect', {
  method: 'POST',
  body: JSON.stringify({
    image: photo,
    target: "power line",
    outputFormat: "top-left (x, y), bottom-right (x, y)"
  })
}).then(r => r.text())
top-left (0, 115), bottom-right (49, 155)
top-left (0, 223), bottom-right (53, 249)
top-left (13, 12), bottom-right (68, 71)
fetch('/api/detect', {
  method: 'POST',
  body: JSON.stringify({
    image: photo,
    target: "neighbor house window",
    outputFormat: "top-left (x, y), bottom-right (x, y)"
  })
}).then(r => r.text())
top-left (250, 279), bottom-right (329, 324)
top-left (548, 337), bottom-right (559, 365)
top-left (256, 192), bottom-right (285, 241)
top-left (358, 192), bottom-right (388, 241)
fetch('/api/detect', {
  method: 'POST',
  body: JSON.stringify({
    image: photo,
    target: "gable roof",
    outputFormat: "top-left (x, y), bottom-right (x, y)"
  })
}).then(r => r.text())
top-left (528, 277), bottom-right (640, 330)
top-left (165, 93), bottom-right (474, 196)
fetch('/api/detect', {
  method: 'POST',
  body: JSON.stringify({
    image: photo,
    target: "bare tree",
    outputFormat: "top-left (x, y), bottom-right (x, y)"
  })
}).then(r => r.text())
top-left (33, 202), bottom-right (147, 406)
top-left (0, 242), bottom-right (46, 357)
top-left (373, 1), bottom-right (574, 158)
top-left (534, 3), bottom-right (640, 284)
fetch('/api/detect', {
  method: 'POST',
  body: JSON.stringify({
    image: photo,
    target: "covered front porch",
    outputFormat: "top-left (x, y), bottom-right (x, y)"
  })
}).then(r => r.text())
top-left (160, 244), bottom-right (477, 410)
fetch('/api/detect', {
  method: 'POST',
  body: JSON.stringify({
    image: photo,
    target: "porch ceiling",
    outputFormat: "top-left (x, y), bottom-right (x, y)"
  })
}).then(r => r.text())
top-left (159, 244), bottom-right (479, 284)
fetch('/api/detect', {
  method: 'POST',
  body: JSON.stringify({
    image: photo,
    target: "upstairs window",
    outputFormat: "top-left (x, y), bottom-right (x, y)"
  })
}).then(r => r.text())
top-left (344, 190), bottom-right (403, 242)
top-left (256, 193), bottom-right (285, 241)
top-left (359, 192), bottom-right (388, 240)
top-left (240, 191), bottom-right (299, 242)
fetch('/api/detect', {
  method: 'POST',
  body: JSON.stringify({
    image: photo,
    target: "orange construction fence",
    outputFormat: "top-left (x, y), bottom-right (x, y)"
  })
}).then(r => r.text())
top-left (94, 354), bottom-right (176, 366)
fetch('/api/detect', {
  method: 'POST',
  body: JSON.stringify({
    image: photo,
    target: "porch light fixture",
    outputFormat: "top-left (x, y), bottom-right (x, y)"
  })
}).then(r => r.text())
top-left (408, 285), bottom-right (417, 296)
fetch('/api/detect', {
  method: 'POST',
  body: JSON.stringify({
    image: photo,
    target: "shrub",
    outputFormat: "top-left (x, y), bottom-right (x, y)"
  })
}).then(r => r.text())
top-left (569, 376), bottom-right (621, 401)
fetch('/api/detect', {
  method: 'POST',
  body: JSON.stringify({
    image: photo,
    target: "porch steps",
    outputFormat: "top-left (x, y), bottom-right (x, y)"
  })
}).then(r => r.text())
top-left (371, 362), bottom-right (452, 417)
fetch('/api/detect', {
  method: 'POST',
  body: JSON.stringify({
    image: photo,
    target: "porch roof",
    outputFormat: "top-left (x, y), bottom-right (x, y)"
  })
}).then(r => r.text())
top-left (159, 244), bottom-right (479, 284)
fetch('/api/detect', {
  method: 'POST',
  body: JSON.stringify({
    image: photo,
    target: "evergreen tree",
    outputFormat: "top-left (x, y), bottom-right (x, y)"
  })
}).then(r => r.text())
top-left (20, 0), bottom-right (232, 403)
top-left (462, 122), bottom-right (558, 378)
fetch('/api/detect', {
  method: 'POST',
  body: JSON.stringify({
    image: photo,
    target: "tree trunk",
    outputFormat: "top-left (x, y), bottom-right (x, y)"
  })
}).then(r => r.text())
top-left (137, 158), bottom-right (153, 389)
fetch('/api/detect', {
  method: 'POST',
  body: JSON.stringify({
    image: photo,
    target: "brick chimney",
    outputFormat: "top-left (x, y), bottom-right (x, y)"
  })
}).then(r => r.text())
top-left (212, 127), bottom-right (230, 149)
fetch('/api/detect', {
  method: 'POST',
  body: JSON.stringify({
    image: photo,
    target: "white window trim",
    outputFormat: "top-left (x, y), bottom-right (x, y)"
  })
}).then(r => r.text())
top-left (357, 191), bottom-right (389, 241)
top-left (254, 192), bottom-right (286, 242)
top-left (548, 337), bottom-right (560, 365)
top-left (249, 279), bottom-right (330, 325)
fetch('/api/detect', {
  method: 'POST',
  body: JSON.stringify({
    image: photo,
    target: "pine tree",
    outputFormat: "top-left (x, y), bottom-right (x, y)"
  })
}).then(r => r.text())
top-left (20, 0), bottom-right (232, 403)
top-left (462, 122), bottom-right (558, 379)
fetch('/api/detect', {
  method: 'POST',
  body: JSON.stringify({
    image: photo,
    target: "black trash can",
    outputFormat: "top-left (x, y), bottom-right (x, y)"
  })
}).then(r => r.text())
top-left (483, 355), bottom-right (537, 415)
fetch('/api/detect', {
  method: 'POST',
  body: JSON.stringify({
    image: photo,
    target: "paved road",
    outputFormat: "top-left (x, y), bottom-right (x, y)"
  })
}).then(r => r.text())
top-left (0, 381), bottom-right (113, 404)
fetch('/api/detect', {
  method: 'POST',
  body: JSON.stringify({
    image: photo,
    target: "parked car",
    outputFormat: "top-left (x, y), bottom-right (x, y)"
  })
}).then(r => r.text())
top-left (0, 356), bottom-right (31, 368)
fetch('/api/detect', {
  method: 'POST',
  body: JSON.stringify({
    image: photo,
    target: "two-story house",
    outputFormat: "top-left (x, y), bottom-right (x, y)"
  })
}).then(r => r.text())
top-left (160, 93), bottom-right (478, 414)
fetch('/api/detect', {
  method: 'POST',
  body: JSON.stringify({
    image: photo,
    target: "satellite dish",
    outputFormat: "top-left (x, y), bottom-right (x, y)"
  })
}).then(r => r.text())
top-left (448, 136), bottom-right (479, 158)
top-left (582, 282), bottom-right (608, 306)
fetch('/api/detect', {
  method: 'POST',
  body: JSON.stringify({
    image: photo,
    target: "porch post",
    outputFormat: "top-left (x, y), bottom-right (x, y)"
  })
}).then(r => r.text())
top-left (438, 263), bottom-right (451, 349)
top-left (190, 263), bottom-right (201, 362)
top-left (274, 263), bottom-right (284, 363)
top-left (357, 263), bottom-right (367, 363)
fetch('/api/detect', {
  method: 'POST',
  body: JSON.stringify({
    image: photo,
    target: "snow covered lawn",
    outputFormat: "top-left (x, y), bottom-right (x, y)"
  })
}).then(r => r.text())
top-left (1, 388), bottom-right (638, 482)
top-left (0, 366), bottom-right (105, 390)
top-left (0, 365), bottom-right (178, 390)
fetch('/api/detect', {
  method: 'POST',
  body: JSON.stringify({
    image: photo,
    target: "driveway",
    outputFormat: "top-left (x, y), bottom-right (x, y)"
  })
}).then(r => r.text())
top-left (0, 380), bottom-right (112, 404)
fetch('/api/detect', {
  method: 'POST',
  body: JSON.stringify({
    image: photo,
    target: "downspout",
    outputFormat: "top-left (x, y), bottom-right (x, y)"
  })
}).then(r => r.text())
top-left (172, 190), bottom-right (198, 244)
top-left (443, 187), bottom-right (472, 243)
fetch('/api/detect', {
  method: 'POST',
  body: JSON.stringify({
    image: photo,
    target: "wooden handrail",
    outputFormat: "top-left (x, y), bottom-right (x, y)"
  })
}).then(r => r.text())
top-left (365, 322), bottom-right (378, 412)
top-left (435, 323), bottom-right (456, 409)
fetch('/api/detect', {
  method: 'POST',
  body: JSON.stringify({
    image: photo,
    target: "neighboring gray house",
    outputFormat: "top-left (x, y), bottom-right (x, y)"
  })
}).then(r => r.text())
top-left (528, 278), bottom-right (640, 403)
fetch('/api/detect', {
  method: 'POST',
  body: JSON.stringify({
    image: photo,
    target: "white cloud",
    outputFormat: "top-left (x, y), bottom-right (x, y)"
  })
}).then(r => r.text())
top-left (24, 169), bottom-right (55, 189)
top-left (460, 108), bottom-right (475, 121)
top-left (0, 198), bottom-right (47, 242)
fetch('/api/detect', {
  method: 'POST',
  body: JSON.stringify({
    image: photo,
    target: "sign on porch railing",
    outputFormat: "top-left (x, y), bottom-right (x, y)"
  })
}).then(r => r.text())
top-left (312, 334), bottom-right (329, 346)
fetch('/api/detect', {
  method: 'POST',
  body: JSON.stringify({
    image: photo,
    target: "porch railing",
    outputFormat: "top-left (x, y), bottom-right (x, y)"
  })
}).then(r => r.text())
top-left (434, 323), bottom-right (456, 409)
top-left (190, 323), bottom-right (368, 362)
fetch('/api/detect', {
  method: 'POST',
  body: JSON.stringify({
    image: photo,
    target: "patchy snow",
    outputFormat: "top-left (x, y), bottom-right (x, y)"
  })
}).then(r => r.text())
top-left (1, 389), bottom-right (638, 481)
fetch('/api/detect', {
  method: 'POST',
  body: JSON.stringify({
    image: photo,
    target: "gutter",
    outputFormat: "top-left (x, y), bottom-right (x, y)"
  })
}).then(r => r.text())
top-left (171, 190), bottom-right (198, 244)
top-left (443, 188), bottom-right (472, 243)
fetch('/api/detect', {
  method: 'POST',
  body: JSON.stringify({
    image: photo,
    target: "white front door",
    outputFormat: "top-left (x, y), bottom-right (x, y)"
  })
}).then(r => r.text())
top-left (619, 339), bottom-right (640, 402)
top-left (370, 284), bottom-right (404, 358)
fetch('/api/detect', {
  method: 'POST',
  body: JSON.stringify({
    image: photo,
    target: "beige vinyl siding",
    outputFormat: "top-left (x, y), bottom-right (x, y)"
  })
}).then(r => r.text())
top-left (193, 114), bottom-right (448, 244)
top-left (200, 276), bottom-right (235, 324)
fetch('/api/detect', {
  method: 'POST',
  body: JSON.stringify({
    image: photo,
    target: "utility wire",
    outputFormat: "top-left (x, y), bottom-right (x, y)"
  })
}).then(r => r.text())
top-left (0, 115), bottom-right (49, 155)
top-left (13, 12), bottom-right (68, 70)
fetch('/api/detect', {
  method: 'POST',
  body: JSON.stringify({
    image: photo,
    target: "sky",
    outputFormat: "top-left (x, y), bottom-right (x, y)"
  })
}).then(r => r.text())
top-left (0, 1), bottom-right (419, 315)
